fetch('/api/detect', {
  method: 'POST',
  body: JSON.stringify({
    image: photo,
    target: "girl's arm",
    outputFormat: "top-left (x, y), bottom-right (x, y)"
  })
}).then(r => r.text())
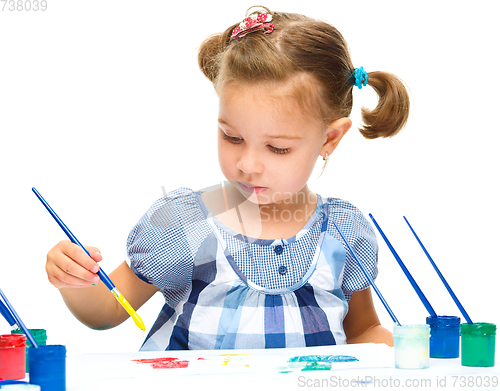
top-left (343, 287), bottom-right (394, 346)
top-left (47, 240), bottom-right (159, 330)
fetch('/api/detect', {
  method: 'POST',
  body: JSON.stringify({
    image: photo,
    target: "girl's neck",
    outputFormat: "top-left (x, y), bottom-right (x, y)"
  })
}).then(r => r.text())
top-left (202, 184), bottom-right (318, 240)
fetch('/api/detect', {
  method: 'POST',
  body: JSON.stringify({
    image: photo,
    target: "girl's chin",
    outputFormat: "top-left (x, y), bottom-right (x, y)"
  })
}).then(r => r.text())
top-left (233, 188), bottom-right (271, 205)
top-left (228, 181), bottom-right (305, 205)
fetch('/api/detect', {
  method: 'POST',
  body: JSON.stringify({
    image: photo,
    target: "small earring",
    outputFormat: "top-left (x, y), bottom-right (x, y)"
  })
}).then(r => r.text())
top-left (319, 152), bottom-right (329, 177)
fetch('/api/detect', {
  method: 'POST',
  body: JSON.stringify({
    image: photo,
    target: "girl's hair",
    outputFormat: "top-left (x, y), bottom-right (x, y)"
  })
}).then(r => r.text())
top-left (198, 6), bottom-right (410, 138)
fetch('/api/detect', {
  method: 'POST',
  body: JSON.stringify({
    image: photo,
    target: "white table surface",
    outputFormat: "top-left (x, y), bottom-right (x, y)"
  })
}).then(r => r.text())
top-left (22, 343), bottom-right (499, 391)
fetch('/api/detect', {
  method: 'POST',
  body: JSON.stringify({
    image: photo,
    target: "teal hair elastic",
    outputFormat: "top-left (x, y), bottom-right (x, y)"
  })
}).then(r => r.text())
top-left (354, 67), bottom-right (369, 89)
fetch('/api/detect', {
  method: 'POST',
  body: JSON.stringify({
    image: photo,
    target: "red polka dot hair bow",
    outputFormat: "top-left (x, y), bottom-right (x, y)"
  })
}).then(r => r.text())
top-left (231, 13), bottom-right (275, 40)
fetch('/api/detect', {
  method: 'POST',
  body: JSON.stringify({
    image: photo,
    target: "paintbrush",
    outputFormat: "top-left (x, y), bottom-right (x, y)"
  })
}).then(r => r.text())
top-left (0, 299), bottom-right (17, 329)
top-left (369, 213), bottom-right (438, 318)
top-left (0, 288), bottom-right (38, 347)
top-left (32, 187), bottom-right (145, 332)
top-left (331, 220), bottom-right (401, 326)
top-left (403, 216), bottom-right (473, 324)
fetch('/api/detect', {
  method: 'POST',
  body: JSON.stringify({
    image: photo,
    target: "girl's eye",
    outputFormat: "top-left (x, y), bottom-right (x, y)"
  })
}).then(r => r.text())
top-left (222, 133), bottom-right (290, 154)
top-left (222, 133), bottom-right (242, 144)
top-left (268, 145), bottom-right (291, 154)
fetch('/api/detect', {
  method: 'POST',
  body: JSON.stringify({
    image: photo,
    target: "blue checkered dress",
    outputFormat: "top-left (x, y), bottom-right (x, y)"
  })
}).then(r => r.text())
top-left (126, 187), bottom-right (378, 350)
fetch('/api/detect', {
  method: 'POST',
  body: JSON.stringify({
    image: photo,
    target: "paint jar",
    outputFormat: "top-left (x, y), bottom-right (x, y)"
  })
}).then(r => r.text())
top-left (394, 324), bottom-right (430, 369)
top-left (460, 322), bottom-right (496, 367)
top-left (28, 345), bottom-right (66, 391)
top-left (426, 316), bottom-right (460, 358)
top-left (0, 334), bottom-right (27, 380)
top-left (11, 329), bottom-right (47, 373)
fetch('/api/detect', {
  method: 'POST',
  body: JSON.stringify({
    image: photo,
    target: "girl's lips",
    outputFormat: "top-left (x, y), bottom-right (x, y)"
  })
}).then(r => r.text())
top-left (238, 182), bottom-right (268, 194)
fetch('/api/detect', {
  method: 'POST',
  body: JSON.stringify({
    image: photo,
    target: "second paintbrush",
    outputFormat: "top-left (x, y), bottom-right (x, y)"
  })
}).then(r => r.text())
top-left (32, 187), bottom-right (145, 333)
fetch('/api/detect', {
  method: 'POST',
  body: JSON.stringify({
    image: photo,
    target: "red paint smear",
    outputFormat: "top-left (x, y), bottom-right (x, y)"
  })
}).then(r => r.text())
top-left (133, 357), bottom-right (189, 369)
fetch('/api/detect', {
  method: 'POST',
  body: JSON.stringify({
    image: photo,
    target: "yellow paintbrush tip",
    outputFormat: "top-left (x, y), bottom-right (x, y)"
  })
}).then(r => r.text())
top-left (112, 290), bottom-right (145, 332)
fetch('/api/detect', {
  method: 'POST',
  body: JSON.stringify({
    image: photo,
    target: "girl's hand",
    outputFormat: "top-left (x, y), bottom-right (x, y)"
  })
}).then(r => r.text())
top-left (46, 240), bottom-right (102, 289)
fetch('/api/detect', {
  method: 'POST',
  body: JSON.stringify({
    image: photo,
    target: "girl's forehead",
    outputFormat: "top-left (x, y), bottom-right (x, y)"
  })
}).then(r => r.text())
top-left (220, 73), bottom-right (318, 100)
top-left (219, 74), bottom-right (325, 126)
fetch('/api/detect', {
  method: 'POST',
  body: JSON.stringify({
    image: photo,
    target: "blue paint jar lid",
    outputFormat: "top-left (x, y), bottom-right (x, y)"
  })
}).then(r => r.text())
top-left (28, 344), bottom-right (66, 360)
top-left (426, 315), bottom-right (460, 328)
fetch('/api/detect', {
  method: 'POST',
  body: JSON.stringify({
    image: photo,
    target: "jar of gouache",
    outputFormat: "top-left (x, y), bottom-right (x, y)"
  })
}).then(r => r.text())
top-left (393, 324), bottom-right (430, 369)
top-left (0, 334), bottom-right (27, 380)
top-left (28, 344), bottom-right (66, 391)
top-left (426, 316), bottom-right (460, 358)
top-left (460, 322), bottom-right (496, 367)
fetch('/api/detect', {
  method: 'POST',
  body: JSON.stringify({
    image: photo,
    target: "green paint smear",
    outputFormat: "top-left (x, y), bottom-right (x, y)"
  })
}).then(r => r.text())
top-left (288, 355), bottom-right (359, 363)
top-left (278, 355), bottom-right (359, 373)
top-left (301, 362), bottom-right (332, 371)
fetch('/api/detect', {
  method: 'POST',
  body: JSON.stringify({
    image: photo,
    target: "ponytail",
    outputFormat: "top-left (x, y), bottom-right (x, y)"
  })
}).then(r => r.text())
top-left (359, 71), bottom-right (410, 139)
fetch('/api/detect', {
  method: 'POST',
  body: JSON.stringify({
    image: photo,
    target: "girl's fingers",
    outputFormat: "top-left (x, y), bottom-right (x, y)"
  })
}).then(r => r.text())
top-left (46, 240), bottom-right (101, 288)
top-left (84, 246), bottom-right (103, 264)
top-left (46, 258), bottom-right (99, 287)
top-left (58, 256), bottom-right (100, 284)
top-left (60, 241), bottom-right (101, 273)
top-left (47, 267), bottom-right (97, 289)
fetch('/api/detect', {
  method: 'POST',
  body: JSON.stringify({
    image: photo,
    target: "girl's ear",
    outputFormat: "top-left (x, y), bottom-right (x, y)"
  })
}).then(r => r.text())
top-left (321, 117), bottom-right (352, 156)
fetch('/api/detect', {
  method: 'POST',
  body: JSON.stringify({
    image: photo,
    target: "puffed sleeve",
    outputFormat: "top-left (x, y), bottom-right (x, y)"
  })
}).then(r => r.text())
top-left (126, 188), bottom-right (210, 301)
top-left (326, 198), bottom-right (379, 301)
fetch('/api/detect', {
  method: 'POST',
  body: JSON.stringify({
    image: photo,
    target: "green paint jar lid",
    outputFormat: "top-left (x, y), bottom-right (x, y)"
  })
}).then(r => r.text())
top-left (12, 328), bottom-right (46, 337)
top-left (11, 329), bottom-right (47, 346)
top-left (460, 322), bottom-right (496, 336)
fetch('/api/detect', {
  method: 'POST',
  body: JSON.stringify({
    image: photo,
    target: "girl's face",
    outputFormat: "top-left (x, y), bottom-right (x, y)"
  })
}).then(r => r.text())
top-left (217, 81), bottom-right (342, 206)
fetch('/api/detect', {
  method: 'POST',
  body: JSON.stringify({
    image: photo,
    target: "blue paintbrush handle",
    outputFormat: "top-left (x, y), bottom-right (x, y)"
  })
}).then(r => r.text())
top-left (369, 214), bottom-right (437, 318)
top-left (331, 220), bottom-right (401, 326)
top-left (32, 187), bottom-right (115, 291)
top-left (404, 216), bottom-right (473, 324)
top-left (0, 288), bottom-right (38, 348)
top-left (0, 299), bottom-right (16, 327)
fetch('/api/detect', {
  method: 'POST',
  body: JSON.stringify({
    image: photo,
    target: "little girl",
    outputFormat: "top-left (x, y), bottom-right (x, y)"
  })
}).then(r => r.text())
top-left (45, 6), bottom-right (409, 350)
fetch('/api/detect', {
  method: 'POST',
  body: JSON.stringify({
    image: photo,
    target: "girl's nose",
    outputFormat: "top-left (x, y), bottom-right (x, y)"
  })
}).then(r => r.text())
top-left (236, 149), bottom-right (263, 174)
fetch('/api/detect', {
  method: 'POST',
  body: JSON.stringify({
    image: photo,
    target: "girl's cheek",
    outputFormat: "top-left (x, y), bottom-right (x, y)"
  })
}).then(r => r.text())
top-left (219, 160), bottom-right (234, 180)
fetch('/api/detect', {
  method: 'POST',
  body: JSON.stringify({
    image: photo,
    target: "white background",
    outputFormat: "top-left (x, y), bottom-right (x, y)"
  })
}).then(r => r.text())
top-left (1, 0), bottom-right (499, 355)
